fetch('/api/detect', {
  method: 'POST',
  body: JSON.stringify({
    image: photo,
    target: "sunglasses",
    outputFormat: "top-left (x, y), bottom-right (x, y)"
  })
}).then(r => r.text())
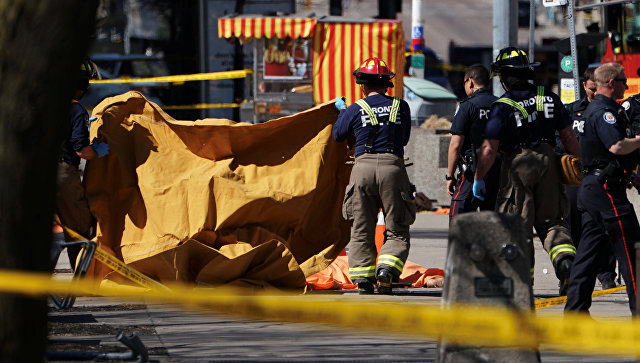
top-left (614, 78), bottom-right (628, 85)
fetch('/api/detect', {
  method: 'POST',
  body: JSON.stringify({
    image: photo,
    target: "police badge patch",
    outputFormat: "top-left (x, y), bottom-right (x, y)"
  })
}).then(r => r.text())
top-left (603, 112), bottom-right (616, 124)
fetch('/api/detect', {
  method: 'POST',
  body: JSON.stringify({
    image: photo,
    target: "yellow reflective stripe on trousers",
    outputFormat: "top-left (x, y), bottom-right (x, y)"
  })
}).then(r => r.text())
top-left (355, 99), bottom-right (379, 126)
top-left (530, 267), bottom-right (535, 280)
top-left (536, 86), bottom-right (544, 112)
top-left (494, 98), bottom-right (529, 119)
top-left (349, 265), bottom-right (376, 278)
top-left (378, 255), bottom-right (405, 274)
top-left (549, 244), bottom-right (577, 263)
top-left (389, 97), bottom-right (400, 124)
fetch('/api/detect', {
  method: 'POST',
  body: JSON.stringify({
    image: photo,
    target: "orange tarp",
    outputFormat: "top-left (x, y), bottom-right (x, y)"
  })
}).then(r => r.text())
top-left (84, 92), bottom-right (352, 291)
top-left (306, 256), bottom-right (444, 290)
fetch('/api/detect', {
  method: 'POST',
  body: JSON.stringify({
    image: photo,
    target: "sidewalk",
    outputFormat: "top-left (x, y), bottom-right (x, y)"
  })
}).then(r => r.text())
top-left (48, 212), bottom-right (634, 362)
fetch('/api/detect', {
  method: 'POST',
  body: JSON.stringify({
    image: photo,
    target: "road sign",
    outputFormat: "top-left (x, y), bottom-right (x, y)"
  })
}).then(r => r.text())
top-left (543, 0), bottom-right (567, 7)
top-left (561, 55), bottom-right (573, 73)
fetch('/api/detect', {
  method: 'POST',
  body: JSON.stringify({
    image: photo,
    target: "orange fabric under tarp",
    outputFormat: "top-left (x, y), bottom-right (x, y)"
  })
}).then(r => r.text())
top-left (306, 256), bottom-right (444, 290)
top-left (83, 91), bottom-right (353, 292)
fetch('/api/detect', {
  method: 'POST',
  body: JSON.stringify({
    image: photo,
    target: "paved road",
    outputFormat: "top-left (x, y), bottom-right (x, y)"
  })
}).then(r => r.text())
top-left (49, 213), bottom-right (635, 362)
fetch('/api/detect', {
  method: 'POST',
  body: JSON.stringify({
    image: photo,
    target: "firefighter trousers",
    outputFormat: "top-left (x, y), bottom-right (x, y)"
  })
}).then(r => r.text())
top-left (496, 143), bottom-right (575, 279)
top-left (565, 175), bottom-right (638, 315)
top-left (342, 153), bottom-right (416, 284)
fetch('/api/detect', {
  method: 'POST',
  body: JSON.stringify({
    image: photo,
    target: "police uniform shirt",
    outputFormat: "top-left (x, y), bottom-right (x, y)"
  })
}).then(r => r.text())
top-left (333, 94), bottom-right (411, 157)
top-left (555, 97), bottom-right (588, 154)
top-left (450, 88), bottom-right (497, 153)
top-left (61, 101), bottom-right (91, 167)
top-left (621, 94), bottom-right (640, 135)
top-left (581, 94), bottom-right (633, 169)
top-left (484, 84), bottom-right (571, 152)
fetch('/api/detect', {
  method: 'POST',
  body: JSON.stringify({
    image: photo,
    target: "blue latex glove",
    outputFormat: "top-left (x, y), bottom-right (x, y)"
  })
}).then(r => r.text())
top-left (472, 179), bottom-right (486, 201)
top-left (92, 142), bottom-right (110, 158)
top-left (334, 97), bottom-right (347, 111)
top-left (88, 116), bottom-right (97, 132)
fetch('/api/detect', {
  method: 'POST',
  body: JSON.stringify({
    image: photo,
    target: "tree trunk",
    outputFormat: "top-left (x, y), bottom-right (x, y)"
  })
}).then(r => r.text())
top-left (0, 1), bottom-right (97, 360)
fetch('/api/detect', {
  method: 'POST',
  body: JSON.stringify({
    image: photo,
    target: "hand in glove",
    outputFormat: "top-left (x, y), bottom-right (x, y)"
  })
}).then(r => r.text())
top-left (472, 179), bottom-right (486, 201)
top-left (88, 116), bottom-right (97, 132)
top-left (334, 97), bottom-right (347, 110)
top-left (92, 142), bottom-right (110, 158)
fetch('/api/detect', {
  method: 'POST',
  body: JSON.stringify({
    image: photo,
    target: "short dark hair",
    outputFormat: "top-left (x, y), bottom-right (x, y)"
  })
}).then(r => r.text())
top-left (583, 67), bottom-right (595, 82)
top-left (465, 64), bottom-right (490, 87)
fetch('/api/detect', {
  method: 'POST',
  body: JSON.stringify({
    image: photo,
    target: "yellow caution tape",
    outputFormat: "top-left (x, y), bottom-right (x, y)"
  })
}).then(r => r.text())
top-left (56, 219), bottom-right (169, 292)
top-left (162, 102), bottom-right (244, 110)
top-left (535, 286), bottom-right (626, 309)
top-left (90, 69), bottom-right (253, 84)
top-left (92, 246), bottom-right (170, 292)
top-left (2, 268), bottom-right (640, 358)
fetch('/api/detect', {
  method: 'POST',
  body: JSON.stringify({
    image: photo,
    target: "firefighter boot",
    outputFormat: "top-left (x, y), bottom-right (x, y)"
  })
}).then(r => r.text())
top-left (376, 268), bottom-right (393, 295)
top-left (556, 257), bottom-right (573, 296)
top-left (357, 281), bottom-right (374, 295)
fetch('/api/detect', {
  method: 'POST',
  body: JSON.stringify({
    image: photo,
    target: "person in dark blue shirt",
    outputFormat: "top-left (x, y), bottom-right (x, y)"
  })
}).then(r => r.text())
top-left (333, 57), bottom-right (415, 295)
top-left (621, 90), bottom-right (640, 135)
top-left (558, 67), bottom-right (618, 290)
top-left (446, 64), bottom-right (499, 220)
top-left (56, 59), bottom-right (110, 268)
top-left (473, 47), bottom-right (581, 296)
top-left (565, 62), bottom-right (640, 316)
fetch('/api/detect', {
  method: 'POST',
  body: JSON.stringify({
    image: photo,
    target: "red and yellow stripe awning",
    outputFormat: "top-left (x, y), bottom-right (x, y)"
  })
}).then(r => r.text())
top-left (218, 17), bottom-right (317, 39)
top-left (218, 17), bottom-right (405, 104)
top-left (312, 20), bottom-right (405, 104)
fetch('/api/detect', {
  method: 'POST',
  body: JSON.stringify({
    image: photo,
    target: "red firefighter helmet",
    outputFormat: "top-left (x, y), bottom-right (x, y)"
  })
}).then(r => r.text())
top-left (352, 57), bottom-right (395, 86)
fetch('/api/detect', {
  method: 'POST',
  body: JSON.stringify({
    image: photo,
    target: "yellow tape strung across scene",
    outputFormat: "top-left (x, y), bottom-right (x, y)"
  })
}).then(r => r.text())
top-left (162, 102), bottom-right (244, 110)
top-left (92, 247), bottom-right (170, 292)
top-left (2, 269), bottom-right (640, 358)
top-left (56, 220), bottom-right (169, 292)
top-left (90, 69), bottom-right (253, 84)
top-left (535, 286), bottom-right (627, 309)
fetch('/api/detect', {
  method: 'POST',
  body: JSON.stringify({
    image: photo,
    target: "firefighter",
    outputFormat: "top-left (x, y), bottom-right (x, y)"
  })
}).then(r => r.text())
top-left (559, 67), bottom-right (618, 290)
top-left (473, 47), bottom-right (581, 295)
top-left (333, 57), bottom-right (416, 294)
top-left (565, 62), bottom-right (640, 315)
top-left (56, 58), bottom-right (109, 268)
top-left (446, 64), bottom-right (500, 220)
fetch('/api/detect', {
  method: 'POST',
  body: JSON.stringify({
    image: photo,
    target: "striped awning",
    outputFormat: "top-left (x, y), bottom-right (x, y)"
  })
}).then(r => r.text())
top-left (312, 20), bottom-right (405, 104)
top-left (218, 17), bottom-right (317, 39)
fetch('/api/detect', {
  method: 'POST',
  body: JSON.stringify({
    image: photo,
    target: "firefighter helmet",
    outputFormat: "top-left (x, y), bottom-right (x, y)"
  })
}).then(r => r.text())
top-left (79, 57), bottom-right (99, 80)
top-left (353, 57), bottom-right (395, 87)
top-left (490, 47), bottom-right (539, 78)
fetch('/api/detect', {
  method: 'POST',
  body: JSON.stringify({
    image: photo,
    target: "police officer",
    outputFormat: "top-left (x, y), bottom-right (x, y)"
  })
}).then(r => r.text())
top-left (565, 62), bottom-right (640, 315)
top-left (446, 64), bottom-right (500, 220)
top-left (622, 89), bottom-right (640, 135)
top-left (473, 47), bottom-right (581, 295)
top-left (333, 57), bottom-right (416, 295)
top-left (56, 58), bottom-right (110, 268)
top-left (560, 67), bottom-right (618, 290)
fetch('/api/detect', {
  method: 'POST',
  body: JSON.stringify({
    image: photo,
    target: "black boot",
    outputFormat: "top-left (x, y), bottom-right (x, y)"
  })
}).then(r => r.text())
top-left (556, 257), bottom-right (573, 296)
top-left (376, 268), bottom-right (393, 295)
top-left (357, 281), bottom-right (374, 295)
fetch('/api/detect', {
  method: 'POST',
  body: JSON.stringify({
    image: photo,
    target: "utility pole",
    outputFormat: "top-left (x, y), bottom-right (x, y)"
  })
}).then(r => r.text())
top-left (410, 0), bottom-right (425, 79)
top-left (493, 0), bottom-right (518, 96)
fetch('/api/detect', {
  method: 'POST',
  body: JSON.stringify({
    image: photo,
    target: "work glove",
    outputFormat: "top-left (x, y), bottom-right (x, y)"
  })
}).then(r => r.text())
top-left (472, 179), bottom-right (486, 201)
top-left (88, 116), bottom-right (97, 132)
top-left (92, 142), bottom-right (110, 158)
top-left (334, 97), bottom-right (347, 111)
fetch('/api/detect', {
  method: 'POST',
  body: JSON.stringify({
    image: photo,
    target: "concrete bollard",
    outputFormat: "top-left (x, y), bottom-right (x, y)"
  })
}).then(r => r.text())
top-left (438, 211), bottom-right (540, 363)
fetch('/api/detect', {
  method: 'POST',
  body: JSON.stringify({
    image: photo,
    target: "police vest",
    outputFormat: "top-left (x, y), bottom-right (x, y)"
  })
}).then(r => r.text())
top-left (355, 97), bottom-right (401, 154)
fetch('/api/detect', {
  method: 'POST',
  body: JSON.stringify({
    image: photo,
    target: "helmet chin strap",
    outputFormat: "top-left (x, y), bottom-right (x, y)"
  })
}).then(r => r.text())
top-left (499, 74), bottom-right (512, 91)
